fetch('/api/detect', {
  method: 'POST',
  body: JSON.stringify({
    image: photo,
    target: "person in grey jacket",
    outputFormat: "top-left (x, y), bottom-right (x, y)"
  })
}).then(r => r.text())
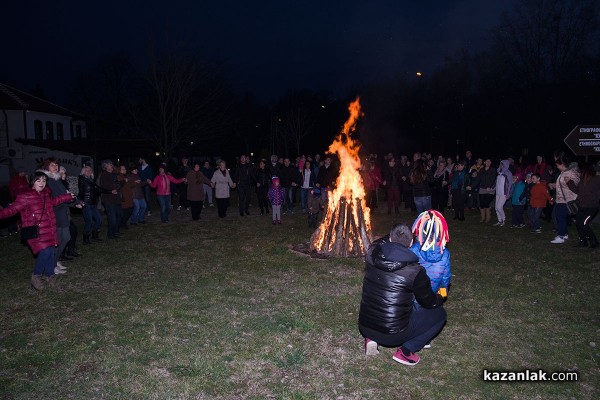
top-left (211, 160), bottom-right (236, 218)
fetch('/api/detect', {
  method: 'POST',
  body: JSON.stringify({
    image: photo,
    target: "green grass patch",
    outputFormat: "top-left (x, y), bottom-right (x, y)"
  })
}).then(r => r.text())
top-left (0, 207), bottom-right (598, 399)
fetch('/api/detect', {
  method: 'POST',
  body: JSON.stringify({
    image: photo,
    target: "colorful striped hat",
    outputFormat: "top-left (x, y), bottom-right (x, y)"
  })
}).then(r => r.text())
top-left (411, 210), bottom-right (450, 252)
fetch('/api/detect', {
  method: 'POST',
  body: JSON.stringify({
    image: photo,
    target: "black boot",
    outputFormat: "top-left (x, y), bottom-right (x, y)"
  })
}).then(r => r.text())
top-left (92, 230), bottom-right (103, 242)
top-left (83, 233), bottom-right (91, 245)
top-left (67, 244), bottom-right (82, 257)
top-left (60, 249), bottom-right (73, 261)
top-left (589, 236), bottom-right (599, 248)
top-left (574, 239), bottom-right (588, 248)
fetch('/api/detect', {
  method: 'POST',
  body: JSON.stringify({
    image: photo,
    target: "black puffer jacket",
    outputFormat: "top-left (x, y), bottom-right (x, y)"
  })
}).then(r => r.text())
top-left (78, 175), bottom-right (112, 206)
top-left (359, 237), bottom-right (443, 335)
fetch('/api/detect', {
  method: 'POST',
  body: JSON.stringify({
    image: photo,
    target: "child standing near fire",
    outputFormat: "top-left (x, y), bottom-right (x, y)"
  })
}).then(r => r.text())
top-left (409, 210), bottom-right (451, 298)
top-left (267, 177), bottom-right (285, 225)
top-left (307, 187), bottom-right (325, 228)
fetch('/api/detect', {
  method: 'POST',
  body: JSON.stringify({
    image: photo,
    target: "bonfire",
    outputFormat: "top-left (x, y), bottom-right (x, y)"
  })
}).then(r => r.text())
top-left (309, 98), bottom-right (372, 257)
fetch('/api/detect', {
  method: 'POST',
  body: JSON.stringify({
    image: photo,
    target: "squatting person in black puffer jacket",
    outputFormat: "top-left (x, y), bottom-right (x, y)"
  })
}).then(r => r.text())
top-left (359, 223), bottom-right (447, 366)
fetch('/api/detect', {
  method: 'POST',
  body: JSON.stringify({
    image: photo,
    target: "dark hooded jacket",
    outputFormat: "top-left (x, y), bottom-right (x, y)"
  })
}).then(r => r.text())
top-left (359, 236), bottom-right (443, 336)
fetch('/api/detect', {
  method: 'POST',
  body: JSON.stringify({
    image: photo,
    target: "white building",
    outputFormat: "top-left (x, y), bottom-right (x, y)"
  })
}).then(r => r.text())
top-left (0, 83), bottom-right (92, 186)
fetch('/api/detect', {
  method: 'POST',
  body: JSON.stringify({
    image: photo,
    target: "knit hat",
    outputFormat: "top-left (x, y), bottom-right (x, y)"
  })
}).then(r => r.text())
top-left (272, 176), bottom-right (280, 184)
top-left (158, 163), bottom-right (167, 171)
top-left (411, 210), bottom-right (450, 253)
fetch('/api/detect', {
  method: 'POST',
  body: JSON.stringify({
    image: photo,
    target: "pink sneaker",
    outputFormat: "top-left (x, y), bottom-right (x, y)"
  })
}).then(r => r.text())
top-left (392, 348), bottom-right (420, 365)
top-left (365, 338), bottom-right (379, 355)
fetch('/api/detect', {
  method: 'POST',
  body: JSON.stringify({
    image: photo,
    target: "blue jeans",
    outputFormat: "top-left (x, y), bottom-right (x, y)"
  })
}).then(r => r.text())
top-left (34, 246), bottom-right (56, 277)
top-left (301, 188), bottom-right (311, 211)
top-left (131, 198), bottom-right (147, 223)
top-left (528, 207), bottom-right (543, 230)
top-left (284, 187), bottom-right (294, 211)
top-left (400, 303), bottom-right (447, 352)
top-left (104, 203), bottom-right (121, 237)
top-left (414, 196), bottom-right (432, 215)
top-left (83, 204), bottom-right (102, 233)
top-left (143, 185), bottom-right (153, 212)
top-left (203, 184), bottom-right (213, 204)
top-left (54, 226), bottom-right (71, 263)
top-left (157, 195), bottom-right (172, 222)
top-left (555, 203), bottom-right (568, 237)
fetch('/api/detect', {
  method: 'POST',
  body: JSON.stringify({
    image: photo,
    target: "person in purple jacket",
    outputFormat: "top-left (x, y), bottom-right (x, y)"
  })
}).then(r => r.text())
top-left (267, 176), bottom-right (285, 225)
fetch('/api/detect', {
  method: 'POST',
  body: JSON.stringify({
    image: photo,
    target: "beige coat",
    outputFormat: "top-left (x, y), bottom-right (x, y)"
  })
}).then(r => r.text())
top-left (555, 168), bottom-right (580, 204)
top-left (211, 169), bottom-right (234, 199)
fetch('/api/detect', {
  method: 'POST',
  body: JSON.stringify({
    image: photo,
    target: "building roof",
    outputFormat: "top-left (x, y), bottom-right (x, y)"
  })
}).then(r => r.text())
top-left (0, 83), bottom-right (83, 118)
top-left (14, 138), bottom-right (156, 158)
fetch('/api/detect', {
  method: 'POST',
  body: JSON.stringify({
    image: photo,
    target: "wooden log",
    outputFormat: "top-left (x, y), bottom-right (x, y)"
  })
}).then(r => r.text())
top-left (342, 200), bottom-right (354, 257)
top-left (356, 199), bottom-right (372, 254)
top-left (333, 197), bottom-right (347, 256)
top-left (348, 204), bottom-right (361, 256)
top-left (323, 207), bottom-right (337, 254)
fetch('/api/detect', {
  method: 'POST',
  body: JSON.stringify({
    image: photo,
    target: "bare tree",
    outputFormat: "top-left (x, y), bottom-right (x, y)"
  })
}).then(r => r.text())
top-left (69, 53), bottom-right (140, 139)
top-left (274, 90), bottom-right (323, 156)
top-left (135, 47), bottom-right (230, 159)
top-left (283, 106), bottom-right (316, 156)
top-left (492, 0), bottom-right (599, 87)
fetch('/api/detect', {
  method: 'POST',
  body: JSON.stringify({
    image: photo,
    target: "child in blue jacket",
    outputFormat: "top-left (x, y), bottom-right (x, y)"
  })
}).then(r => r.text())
top-left (409, 210), bottom-right (451, 296)
top-left (510, 175), bottom-right (526, 228)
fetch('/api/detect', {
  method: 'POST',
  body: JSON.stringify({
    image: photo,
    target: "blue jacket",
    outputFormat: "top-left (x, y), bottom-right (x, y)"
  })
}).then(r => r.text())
top-left (409, 242), bottom-right (451, 292)
top-left (511, 181), bottom-right (526, 206)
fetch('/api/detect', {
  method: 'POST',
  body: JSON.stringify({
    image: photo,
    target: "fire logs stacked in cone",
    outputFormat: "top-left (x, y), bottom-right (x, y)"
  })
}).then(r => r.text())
top-left (310, 98), bottom-right (372, 257)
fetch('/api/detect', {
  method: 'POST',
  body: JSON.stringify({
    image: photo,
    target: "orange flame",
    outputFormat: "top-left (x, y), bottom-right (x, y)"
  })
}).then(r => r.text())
top-left (310, 97), bottom-right (372, 256)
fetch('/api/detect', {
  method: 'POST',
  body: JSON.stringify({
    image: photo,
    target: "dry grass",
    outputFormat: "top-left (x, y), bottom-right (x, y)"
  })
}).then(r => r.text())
top-left (0, 204), bottom-right (598, 399)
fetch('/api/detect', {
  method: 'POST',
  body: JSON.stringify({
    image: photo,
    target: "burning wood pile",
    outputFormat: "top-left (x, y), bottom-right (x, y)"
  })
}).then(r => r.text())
top-left (310, 98), bottom-right (372, 257)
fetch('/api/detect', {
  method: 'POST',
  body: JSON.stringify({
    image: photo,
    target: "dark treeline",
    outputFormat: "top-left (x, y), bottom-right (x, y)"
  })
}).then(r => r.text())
top-left (64, 0), bottom-right (599, 163)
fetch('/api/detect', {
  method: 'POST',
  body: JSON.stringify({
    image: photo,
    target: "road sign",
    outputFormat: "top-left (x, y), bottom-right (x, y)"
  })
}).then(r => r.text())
top-left (564, 125), bottom-right (600, 156)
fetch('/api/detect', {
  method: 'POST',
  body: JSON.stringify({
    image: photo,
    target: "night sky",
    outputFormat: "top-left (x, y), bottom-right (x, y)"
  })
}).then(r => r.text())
top-left (1, 1), bottom-right (518, 105)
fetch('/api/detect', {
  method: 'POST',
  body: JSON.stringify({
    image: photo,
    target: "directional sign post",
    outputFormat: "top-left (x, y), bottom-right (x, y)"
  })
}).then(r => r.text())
top-left (564, 125), bottom-right (600, 159)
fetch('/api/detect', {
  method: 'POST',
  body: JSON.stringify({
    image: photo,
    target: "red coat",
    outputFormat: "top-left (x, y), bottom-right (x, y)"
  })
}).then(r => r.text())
top-left (148, 173), bottom-right (184, 195)
top-left (0, 188), bottom-right (73, 254)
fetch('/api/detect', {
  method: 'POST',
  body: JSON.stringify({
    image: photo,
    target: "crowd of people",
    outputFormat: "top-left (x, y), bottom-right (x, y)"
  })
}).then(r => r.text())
top-left (0, 147), bottom-right (599, 292)
top-left (362, 150), bottom-right (600, 246)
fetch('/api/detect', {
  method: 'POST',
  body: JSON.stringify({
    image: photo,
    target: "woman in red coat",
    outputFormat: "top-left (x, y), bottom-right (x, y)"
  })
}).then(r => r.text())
top-left (0, 171), bottom-right (75, 290)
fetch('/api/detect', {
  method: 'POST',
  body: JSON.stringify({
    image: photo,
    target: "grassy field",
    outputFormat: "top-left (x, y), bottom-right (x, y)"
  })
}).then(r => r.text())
top-left (0, 204), bottom-right (598, 399)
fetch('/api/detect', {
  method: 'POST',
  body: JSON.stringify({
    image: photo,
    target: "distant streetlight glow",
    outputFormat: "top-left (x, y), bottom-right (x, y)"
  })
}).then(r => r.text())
top-left (416, 72), bottom-right (422, 76)
top-left (155, 152), bottom-right (160, 157)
